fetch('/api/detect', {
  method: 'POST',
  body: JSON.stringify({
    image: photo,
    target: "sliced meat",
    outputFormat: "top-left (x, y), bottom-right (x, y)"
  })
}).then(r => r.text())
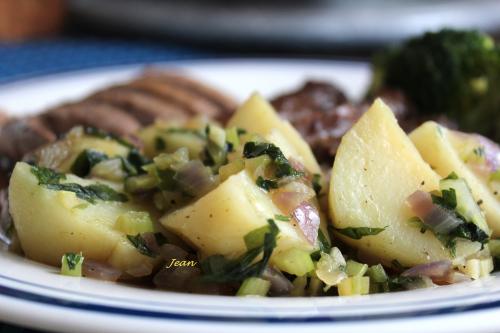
top-left (0, 116), bottom-right (56, 161)
top-left (87, 87), bottom-right (189, 124)
top-left (128, 78), bottom-right (220, 119)
top-left (142, 69), bottom-right (237, 121)
top-left (272, 81), bottom-right (363, 165)
top-left (42, 101), bottom-right (141, 137)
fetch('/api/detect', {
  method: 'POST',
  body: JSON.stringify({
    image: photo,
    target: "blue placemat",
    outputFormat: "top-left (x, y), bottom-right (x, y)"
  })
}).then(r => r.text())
top-left (0, 38), bottom-right (208, 84)
top-left (0, 38), bottom-right (207, 332)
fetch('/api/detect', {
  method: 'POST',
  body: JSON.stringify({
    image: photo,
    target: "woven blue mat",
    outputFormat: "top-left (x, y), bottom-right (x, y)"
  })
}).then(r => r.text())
top-left (0, 38), bottom-right (207, 84)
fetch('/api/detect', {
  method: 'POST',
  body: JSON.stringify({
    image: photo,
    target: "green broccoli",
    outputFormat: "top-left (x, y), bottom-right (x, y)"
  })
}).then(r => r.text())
top-left (369, 29), bottom-right (500, 142)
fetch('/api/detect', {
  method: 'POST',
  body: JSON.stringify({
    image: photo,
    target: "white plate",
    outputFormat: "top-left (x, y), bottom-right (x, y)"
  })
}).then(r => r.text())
top-left (0, 59), bottom-right (499, 333)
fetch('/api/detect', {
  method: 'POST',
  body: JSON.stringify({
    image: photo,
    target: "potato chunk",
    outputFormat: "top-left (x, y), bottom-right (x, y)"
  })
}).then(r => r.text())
top-left (227, 93), bottom-right (321, 174)
top-left (8, 162), bottom-right (156, 272)
top-left (329, 99), bottom-right (453, 267)
top-left (161, 170), bottom-right (318, 262)
top-left (410, 122), bottom-right (499, 236)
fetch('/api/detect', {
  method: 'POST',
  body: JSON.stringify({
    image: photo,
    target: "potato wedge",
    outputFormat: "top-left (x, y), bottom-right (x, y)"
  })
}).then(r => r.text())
top-left (227, 93), bottom-right (321, 174)
top-left (410, 122), bottom-right (500, 236)
top-left (329, 99), bottom-right (457, 267)
top-left (8, 162), bottom-right (156, 272)
top-left (161, 169), bottom-right (320, 262)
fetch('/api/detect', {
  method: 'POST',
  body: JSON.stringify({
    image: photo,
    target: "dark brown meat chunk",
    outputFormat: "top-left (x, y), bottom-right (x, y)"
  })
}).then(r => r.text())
top-left (86, 86), bottom-right (190, 125)
top-left (0, 116), bottom-right (56, 161)
top-left (142, 69), bottom-right (237, 122)
top-left (42, 101), bottom-right (142, 137)
top-left (272, 81), bottom-right (363, 165)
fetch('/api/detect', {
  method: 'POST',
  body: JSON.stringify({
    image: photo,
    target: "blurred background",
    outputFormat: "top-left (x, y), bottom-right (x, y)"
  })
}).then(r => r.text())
top-left (2, 0), bottom-right (500, 83)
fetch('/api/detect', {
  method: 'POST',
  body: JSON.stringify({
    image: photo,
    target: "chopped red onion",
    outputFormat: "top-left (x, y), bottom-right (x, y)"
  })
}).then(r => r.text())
top-left (402, 260), bottom-right (452, 280)
top-left (83, 260), bottom-right (122, 282)
top-left (153, 266), bottom-right (200, 290)
top-left (126, 262), bottom-right (154, 278)
top-left (141, 232), bottom-right (161, 255)
top-left (173, 160), bottom-right (217, 197)
top-left (159, 243), bottom-right (189, 263)
top-left (292, 202), bottom-right (321, 245)
top-left (261, 267), bottom-right (293, 296)
top-left (272, 181), bottom-right (315, 214)
top-left (406, 190), bottom-right (463, 234)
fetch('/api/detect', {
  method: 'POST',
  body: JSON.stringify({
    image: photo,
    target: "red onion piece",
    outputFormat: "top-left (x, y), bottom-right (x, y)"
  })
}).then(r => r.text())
top-left (153, 266), bottom-right (200, 290)
top-left (261, 267), bottom-right (293, 296)
top-left (402, 260), bottom-right (452, 280)
top-left (173, 160), bottom-right (217, 197)
top-left (141, 232), bottom-right (161, 255)
top-left (83, 260), bottom-right (122, 282)
top-left (292, 202), bottom-right (321, 245)
top-left (126, 262), bottom-right (154, 278)
top-left (159, 243), bottom-right (189, 263)
top-left (272, 181), bottom-right (315, 214)
top-left (443, 271), bottom-right (472, 284)
top-left (406, 190), bottom-right (463, 234)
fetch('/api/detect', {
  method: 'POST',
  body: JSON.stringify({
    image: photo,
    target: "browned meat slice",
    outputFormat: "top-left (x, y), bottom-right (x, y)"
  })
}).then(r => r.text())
top-left (42, 101), bottom-right (141, 137)
top-left (87, 87), bottom-right (189, 124)
top-left (128, 78), bottom-right (220, 119)
top-left (142, 69), bottom-right (237, 122)
top-left (272, 81), bottom-right (363, 165)
top-left (0, 116), bottom-right (56, 161)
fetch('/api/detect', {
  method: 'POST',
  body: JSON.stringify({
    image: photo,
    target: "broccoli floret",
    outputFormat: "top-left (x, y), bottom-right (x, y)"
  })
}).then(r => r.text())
top-left (369, 29), bottom-right (500, 141)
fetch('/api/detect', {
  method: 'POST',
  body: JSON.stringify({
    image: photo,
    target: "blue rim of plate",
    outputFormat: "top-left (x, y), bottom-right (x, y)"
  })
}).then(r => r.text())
top-left (1, 272), bottom-right (499, 323)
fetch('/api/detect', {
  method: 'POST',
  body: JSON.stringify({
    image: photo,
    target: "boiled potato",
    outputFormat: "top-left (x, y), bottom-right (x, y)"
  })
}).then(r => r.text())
top-left (227, 93), bottom-right (321, 174)
top-left (34, 126), bottom-right (130, 172)
top-left (8, 162), bottom-right (156, 272)
top-left (410, 122), bottom-right (500, 236)
top-left (161, 169), bottom-right (321, 262)
top-left (329, 99), bottom-right (458, 267)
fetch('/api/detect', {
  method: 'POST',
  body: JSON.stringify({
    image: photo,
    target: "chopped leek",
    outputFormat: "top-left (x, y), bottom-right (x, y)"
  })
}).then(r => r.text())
top-left (237, 277), bottom-right (271, 296)
top-left (61, 252), bottom-right (84, 277)
top-left (345, 260), bottom-right (368, 277)
top-left (315, 247), bottom-right (347, 290)
top-left (125, 174), bottom-right (157, 193)
top-left (219, 159), bottom-right (245, 182)
top-left (337, 276), bottom-right (370, 296)
top-left (366, 264), bottom-right (388, 283)
top-left (207, 124), bottom-right (226, 148)
top-left (290, 276), bottom-right (308, 296)
top-left (273, 248), bottom-right (315, 277)
top-left (115, 211), bottom-right (154, 235)
top-left (225, 127), bottom-right (240, 150)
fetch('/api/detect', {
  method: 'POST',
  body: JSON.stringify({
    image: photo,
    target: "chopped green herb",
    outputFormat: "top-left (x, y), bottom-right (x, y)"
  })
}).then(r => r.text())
top-left (312, 174), bottom-right (322, 195)
top-left (71, 149), bottom-right (108, 177)
top-left (154, 136), bottom-right (166, 151)
top-left (274, 214), bottom-right (290, 222)
top-left (256, 176), bottom-right (279, 191)
top-left (61, 252), bottom-right (84, 277)
top-left (335, 226), bottom-right (387, 240)
top-left (391, 259), bottom-right (405, 272)
top-left (317, 229), bottom-right (331, 253)
top-left (31, 165), bottom-right (65, 185)
top-left (31, 165), bottom-right (128, 204)
top-left (126, 149), bottom-right (151, 173)
top-left (388, 276), bottom-right (423, 291)
top-left (46, 183), bottom-right (128, 204)
top-left (243, 142), bottom-right (303, 179)
top-left (84, 126), bottom-right (134, 149)
top-left (201, 219), bottom-right (279, 283)
top-left (127, 234), bottom-right (155, 257)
